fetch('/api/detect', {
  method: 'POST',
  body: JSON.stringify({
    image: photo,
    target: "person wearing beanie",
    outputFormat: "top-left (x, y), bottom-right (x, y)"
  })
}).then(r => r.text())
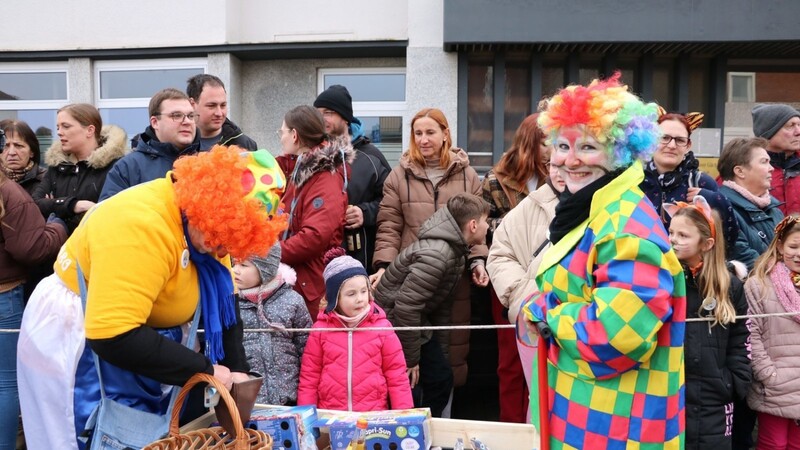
top-left (234, 242), bottom-right (312, 406)
top-left (752, 103), bottom-right (800, 215)
top-left (297, 247), bottom-right (413, 412)
top-left (17, 146), bottom-right (288, 448)
top-left (314, 85), bottom-right (391, 274)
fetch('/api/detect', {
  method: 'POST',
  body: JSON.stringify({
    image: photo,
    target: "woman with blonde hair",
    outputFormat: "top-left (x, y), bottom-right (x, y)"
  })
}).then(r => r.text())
top-left (665, 197), bottom-right (750, 449)
top-left (32, 103), bottom-right (127, 234)
top-left (372, 107), bottom-right (487, 391)
top-left (744, 215), bottom-right (800, 449)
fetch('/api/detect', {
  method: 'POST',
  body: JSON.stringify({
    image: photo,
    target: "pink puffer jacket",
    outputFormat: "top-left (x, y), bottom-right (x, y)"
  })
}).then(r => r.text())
top-left (298, 302), bottom-right (413, 411)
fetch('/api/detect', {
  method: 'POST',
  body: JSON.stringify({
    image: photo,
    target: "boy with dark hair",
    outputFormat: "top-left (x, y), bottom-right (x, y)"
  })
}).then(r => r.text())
top-left (374, 193), bottom-right (489, 417)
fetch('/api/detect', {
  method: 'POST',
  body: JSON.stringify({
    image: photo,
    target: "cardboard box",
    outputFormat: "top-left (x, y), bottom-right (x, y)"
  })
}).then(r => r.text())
top-left (316, 408), bottom-right (432, 450)
top-left (245, 405), bottom-right (319, 450)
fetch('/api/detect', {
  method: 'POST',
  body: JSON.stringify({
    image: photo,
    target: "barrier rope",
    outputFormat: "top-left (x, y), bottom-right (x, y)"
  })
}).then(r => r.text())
top-left (1, 310), bottom-right (798, 334)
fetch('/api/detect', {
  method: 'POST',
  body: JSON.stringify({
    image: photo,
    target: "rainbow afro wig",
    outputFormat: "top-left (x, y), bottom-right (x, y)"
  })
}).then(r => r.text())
top-left (172, 145), bottom-right (288, 260)
top-left (538, 72), bottom-right (660, 168)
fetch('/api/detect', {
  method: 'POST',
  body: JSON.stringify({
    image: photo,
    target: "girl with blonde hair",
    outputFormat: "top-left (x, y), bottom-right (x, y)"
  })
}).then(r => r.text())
top-left (665, 196), bottom-right (750, 449)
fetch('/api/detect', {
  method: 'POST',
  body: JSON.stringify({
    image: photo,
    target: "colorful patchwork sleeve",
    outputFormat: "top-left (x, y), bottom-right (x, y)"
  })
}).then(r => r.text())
top-left (544, 233), bottom-right (679, 380)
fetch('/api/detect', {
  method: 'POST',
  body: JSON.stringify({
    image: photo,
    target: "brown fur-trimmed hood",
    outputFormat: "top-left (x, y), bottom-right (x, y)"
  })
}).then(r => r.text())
top-left (44, 124), bottom-right (129, 169)
top-left (290, 136), bottom-right (355, 189)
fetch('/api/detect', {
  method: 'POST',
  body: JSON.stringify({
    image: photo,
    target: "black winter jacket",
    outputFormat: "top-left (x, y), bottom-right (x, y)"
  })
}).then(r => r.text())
top-left (683, 265), bottom-right (751, 449)
top-left (32, 125), bottom-right (128, 234)
top-left (214, 118), bottom-right (257, 151)
top-left (343, 135), bottom-right (390, 273)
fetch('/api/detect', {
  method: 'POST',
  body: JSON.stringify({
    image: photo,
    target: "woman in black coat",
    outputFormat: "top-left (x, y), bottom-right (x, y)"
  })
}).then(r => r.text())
top-left (31, 103), bottom-right (127, 234)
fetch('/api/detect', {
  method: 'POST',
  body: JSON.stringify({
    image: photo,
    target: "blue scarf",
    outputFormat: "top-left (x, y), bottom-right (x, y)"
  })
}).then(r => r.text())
top-left (349, 118), bottom-right (365, 143)
top-left (182, 216), bottom-right (237, 363)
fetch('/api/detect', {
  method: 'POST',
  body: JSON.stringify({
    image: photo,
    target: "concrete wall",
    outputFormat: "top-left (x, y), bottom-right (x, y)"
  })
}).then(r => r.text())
top-left (240, 57), bottom-right (406, 154)
top-left (0, 0), bottom-right (407, 52)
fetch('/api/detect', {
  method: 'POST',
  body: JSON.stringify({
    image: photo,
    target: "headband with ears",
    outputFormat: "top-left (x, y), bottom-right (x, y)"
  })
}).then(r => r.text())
top-left (656, 106), bottom-right (705, 132)
top-left (663, 195), bottom-right (716, 240)
top-left (774, 215), bottom-right (800, 240)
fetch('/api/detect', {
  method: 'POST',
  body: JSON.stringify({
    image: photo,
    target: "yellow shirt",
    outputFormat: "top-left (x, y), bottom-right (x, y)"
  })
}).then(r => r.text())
top-left (56, 175), bottom-right (229, 339)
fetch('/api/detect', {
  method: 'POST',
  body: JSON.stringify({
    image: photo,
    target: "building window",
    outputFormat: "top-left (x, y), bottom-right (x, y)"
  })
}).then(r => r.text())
top-left (0, 62), bottom-right (69, 164)
top-left (95, 58), bottom-right (206, 142)
top-left (728, 72), bottom-right (755, 103)
top-left (318, 68), bottom-right (405, 164)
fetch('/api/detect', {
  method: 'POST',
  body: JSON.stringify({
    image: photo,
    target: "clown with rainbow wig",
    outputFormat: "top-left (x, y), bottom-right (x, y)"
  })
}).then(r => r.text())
top-left (17, 146), bottom-right (287, 449)
top-left (523, 73), bottom-right (687, 449)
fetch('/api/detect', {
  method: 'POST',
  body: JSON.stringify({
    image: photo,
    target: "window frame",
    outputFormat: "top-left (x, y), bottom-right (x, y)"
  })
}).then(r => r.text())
top-left (727, 72), bottom-right (756, 103)
top-left (94, 58), bottom-right (208, 110)
top-left (0, 61), bottom-right (69, 109)
top-left (317, 67), bottom-right (407, 115)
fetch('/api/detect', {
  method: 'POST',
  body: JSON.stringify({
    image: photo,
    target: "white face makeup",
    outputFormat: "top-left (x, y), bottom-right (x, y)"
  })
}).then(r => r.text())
top-left (551, 125), bottom-right (613, 193)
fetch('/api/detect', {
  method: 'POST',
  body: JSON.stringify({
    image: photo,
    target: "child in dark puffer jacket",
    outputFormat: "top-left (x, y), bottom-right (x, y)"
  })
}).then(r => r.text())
top-left (234, 242), bottom-right (312, 405)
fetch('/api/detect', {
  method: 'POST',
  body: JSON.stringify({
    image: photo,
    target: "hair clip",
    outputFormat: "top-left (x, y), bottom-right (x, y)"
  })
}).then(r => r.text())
top-left (663, 195), bottom-right (716, 240)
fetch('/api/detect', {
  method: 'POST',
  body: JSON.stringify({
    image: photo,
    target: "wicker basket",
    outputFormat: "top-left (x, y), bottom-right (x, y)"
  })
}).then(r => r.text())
top-left (143, 373), bottom-right (272, 450)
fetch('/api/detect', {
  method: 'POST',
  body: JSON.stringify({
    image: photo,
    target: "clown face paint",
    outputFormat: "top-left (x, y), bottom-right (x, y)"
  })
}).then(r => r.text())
top-left (551, 125), bottom-right (614, 193)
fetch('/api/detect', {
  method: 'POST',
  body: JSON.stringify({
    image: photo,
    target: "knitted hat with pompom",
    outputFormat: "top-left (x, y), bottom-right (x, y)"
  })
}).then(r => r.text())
top-left (322, 247), bottom-right (368, 313)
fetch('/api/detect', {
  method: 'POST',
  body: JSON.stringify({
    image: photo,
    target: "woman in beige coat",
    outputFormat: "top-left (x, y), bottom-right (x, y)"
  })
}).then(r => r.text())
top-left (486, 161), bottom-right (564, 421)
top-left (745, 215), bottom-right (800, 449)
top-left (371, 108), bottom-right (487, 391)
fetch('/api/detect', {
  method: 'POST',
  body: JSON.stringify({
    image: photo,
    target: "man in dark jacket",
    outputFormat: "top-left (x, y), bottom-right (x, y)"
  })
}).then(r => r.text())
top-left (752, 103), bottom-right (800, 215)
top-left (314, 84), bottom-right (391, 273)
top-left (187, 74), bottom-right (257, 151)
top-left (99, 88), bottom-right (201, 200)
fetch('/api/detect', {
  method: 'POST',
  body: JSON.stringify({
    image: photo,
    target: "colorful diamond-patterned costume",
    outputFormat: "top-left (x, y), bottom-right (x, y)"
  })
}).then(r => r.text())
top-left (524, 161), bottom-right (686, 450)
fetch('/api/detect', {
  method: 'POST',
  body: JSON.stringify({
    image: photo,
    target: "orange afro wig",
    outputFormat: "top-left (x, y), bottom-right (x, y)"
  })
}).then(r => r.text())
top-left (172, 145), bottom-right (288, 261)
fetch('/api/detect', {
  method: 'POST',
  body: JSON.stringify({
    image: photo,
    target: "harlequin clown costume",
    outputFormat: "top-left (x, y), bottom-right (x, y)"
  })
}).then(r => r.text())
top-left (17, 146), bottom-right (287, 449)
top-left (523, 73), bottom-right (687, 449)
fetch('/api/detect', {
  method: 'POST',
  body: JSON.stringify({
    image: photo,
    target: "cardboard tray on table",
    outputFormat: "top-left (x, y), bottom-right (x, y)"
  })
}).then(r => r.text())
top-left (181, 405), bottom-right (539, 450)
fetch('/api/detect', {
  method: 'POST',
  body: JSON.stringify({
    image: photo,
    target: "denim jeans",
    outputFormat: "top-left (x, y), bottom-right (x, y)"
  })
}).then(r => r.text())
top-left (0, 285), bottom-right (24, 450)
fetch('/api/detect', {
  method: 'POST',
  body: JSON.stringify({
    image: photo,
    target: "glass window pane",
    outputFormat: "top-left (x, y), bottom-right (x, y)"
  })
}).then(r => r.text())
top-left (542, 66), bottom-right (565, 99)
top-left (505, 65), bottom-right (531, 151)
top-left (467, 62), bottom-right (493, 163)
top-left (323, 74), bottom-right (405, 102)
top-left (688, 61), bottom-right (710, 115)
top-left (653, 60), bottom-right (674, 111)
top-left (0, 72), bottom-right (67, 100)
top-left (0, 109), bottom-right (59, 166)
top-left (100, 107), bottom-right (147, 147)
top-left (358, 116), bottom-right (403, 166)
top-left (100, 68), bottom-right (203, 99)
top-left (731, 75), bottom-right (752, 102)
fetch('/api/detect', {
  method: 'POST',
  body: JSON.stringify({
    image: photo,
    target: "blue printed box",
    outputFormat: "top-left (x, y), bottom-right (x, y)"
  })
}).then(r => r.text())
top-left (316, 408), bottom-right (432, 450)
top-left (246, 405), bottom-right (319, 450)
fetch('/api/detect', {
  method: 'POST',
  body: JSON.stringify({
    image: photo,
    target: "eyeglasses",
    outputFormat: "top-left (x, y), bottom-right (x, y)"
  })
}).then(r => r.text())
top-left (660, 135), bottom-right (690, 148)
top-left (155, 112), bottom-right (199, 123)
top-left (276, 128), bottom-right (293, 138)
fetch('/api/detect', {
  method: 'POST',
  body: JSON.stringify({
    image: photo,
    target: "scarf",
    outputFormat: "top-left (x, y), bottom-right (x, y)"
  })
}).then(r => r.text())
top-left (722, 180), bottom-right (772, 209)
top-left (334, 307), bottom-right (370, 328)
top-left (182, 217), bottom-right (237, 363)
top-left (549, 168), bottom-right (623, 244)
top-left (1, 160), bottom-right (34, 182)
top-left (647, 151), bottom-right (700, 191)
top-left (239, 276), bottom-right (292, 337)
top-left (769, 262), bottom-right (800, 324)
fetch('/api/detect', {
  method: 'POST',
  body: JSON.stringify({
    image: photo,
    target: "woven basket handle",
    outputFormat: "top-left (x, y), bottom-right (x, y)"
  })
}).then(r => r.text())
top-left (169, 373), bottom-right (247, 446)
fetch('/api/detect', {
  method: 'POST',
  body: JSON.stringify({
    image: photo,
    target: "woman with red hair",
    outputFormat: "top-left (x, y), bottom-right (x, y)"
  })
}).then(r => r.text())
top-left (371, 108), bottom-right (487, 396)
top-left (481, 113), bottom-right (549, 423)
top-left (17, 146), bottom-right (287, 449)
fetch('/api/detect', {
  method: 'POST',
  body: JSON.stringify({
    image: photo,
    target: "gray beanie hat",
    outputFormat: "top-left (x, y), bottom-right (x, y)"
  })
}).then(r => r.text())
top-left (752, 104), bottom-right (800, 140)
top-left (250, 243), bottom-right (281, 284)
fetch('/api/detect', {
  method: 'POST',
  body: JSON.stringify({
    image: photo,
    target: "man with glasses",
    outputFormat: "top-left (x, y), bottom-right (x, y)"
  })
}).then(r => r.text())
top-left (186, 74), bottom-right (257, 151)
top-left (100, 88), bottom-right (202, 200)
top-left (752, 103), bottom-right (800, 215)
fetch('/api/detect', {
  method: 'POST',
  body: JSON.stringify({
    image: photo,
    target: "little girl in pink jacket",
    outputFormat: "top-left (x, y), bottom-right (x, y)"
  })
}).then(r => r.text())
top-left (298, 248), bottom-right (413, 411)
